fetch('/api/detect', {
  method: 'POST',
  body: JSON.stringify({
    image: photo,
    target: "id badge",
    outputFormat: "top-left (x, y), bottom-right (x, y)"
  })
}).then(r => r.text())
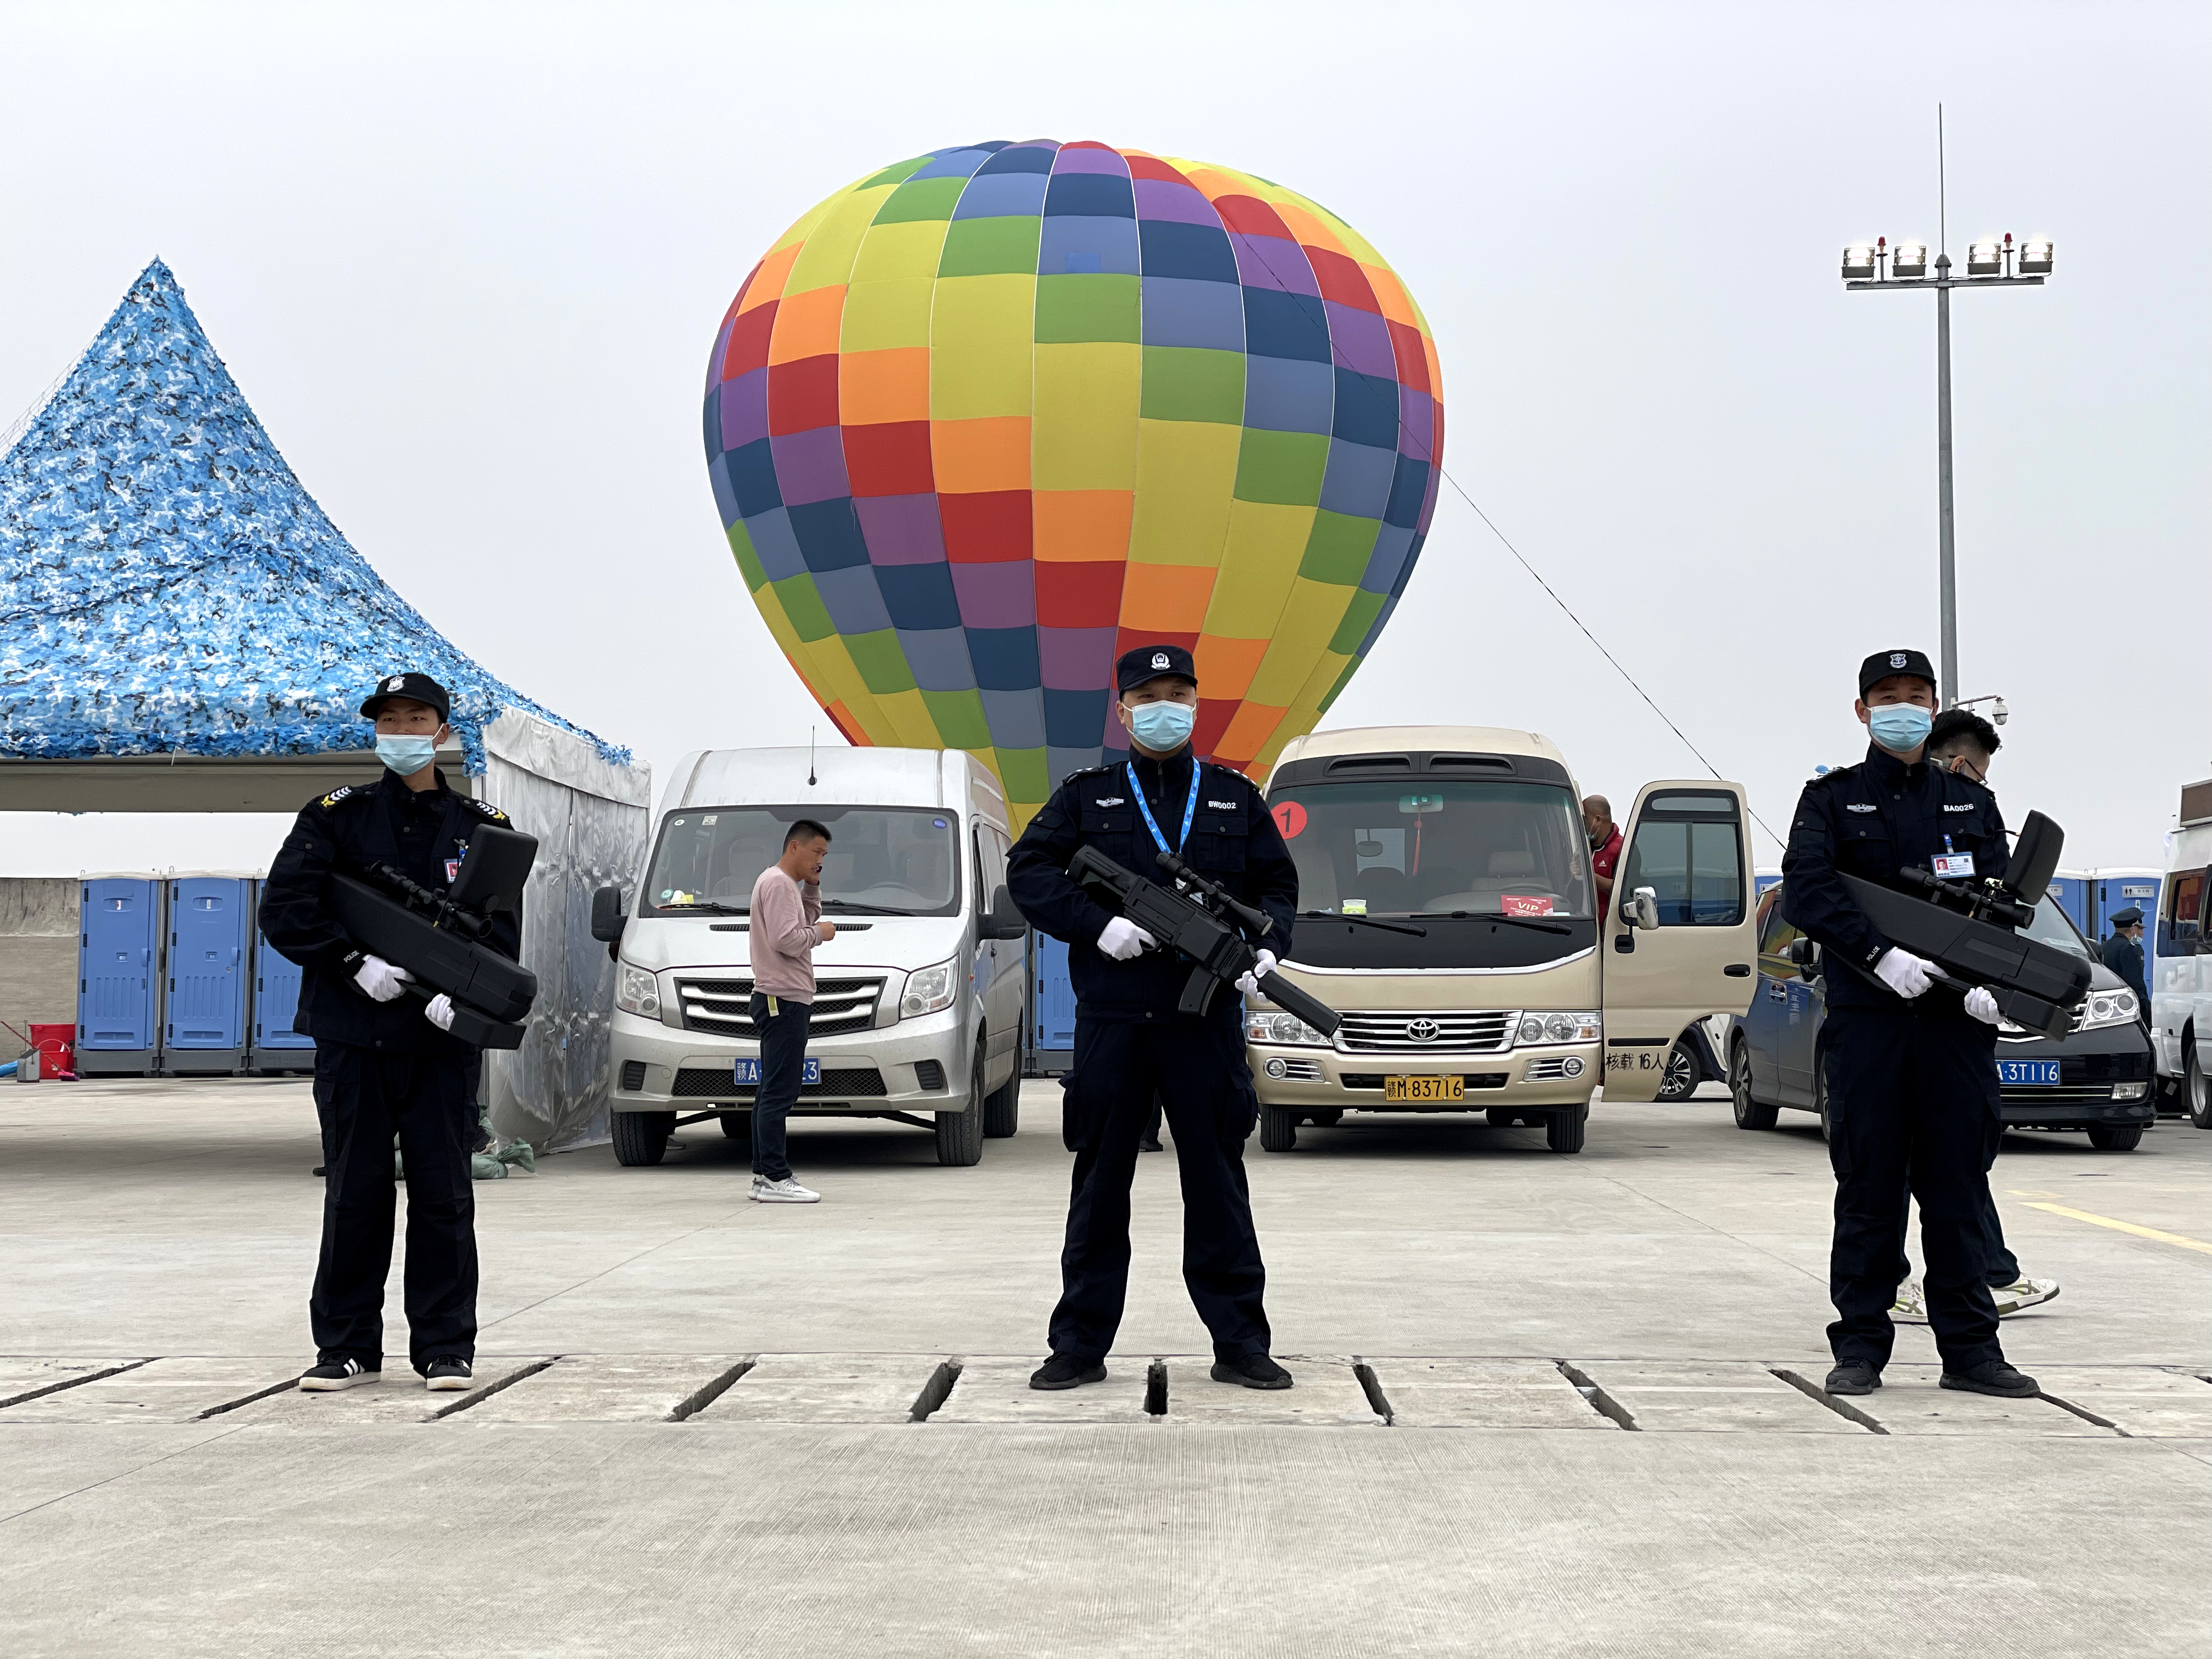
top-left (1932, 853), bottom-right (1976, 879)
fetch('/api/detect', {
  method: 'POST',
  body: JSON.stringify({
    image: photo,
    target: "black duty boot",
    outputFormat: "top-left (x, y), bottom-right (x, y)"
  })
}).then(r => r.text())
top-left (1824, 1359), bottom-right (1882, 1396)
top-left (1029, 1355), bottom-right (1108, 1391)
top-left (1211, 1353), bottom-right (1294, 1390)
top-left (1940, 1360), bottom-right (2039, 1398)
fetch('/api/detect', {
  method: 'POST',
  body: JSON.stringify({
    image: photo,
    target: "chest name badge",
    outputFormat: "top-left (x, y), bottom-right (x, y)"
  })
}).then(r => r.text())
top-left (1932, 853), bottom-right (1976, 879)
top-left (445, 858), bottom-right (463, 884)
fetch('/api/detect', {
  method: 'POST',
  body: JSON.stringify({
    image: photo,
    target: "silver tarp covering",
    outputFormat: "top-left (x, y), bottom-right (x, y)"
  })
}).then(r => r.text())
top-left (477, 712), bottom-right (650, 1150)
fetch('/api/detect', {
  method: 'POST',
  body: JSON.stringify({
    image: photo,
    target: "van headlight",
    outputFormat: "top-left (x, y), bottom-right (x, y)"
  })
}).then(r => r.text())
top-left (614, 963), bottom-right (659, 1019)
top-left (901, 958), bottom-right (958, 1020)
top-left (2075, 989), bottom-right (2139, 1030)
top-left (1245, 1009), bottom-right (1331, 1047)
top-left (1517, 1011), bottom-right (1601, 1045)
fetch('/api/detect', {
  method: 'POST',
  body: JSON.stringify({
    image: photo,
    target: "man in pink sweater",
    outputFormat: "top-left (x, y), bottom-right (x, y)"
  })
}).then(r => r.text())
top-left (747, 819), bottom-right (837, 1202)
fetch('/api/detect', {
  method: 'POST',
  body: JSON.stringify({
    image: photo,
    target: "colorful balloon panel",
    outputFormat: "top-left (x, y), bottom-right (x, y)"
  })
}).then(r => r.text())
top-left (704, 139), bottom-right (1443, 828)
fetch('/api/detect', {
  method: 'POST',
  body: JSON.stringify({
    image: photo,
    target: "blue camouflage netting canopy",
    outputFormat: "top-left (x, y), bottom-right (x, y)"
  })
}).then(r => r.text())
top-left (0, 259), bottom-right (624, 776)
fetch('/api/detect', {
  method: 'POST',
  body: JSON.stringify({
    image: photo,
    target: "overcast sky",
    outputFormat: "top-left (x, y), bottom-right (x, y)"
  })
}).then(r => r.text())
top-left (3, 0), bottom-right (2204, 878)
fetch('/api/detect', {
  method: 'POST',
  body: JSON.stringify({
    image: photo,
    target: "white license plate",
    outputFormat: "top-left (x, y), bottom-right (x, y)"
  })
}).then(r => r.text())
top-left (735, 1058), bottom-right (819, 1086)
top-left (1997, 1060), bottom-right (2060, 1087)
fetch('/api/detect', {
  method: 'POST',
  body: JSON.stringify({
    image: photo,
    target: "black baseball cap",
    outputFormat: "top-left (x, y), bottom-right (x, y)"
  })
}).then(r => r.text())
top-left (1858, 648), bottom-right (1937, 698)
top-left (359, 672), bottom-right (452, 723)
top-left (1115, 644), bottom-right (1198, 695)
top-left (2109, 906), bottom-right (2145, 928)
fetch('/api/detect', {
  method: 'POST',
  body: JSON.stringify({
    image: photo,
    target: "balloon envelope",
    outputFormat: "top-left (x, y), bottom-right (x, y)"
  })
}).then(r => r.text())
top-left (704, 139), bottom-right (1443, 827)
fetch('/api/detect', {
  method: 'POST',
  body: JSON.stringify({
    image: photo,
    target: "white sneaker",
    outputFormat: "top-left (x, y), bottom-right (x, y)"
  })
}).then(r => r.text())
top-left (1991, 1276), bottom-right (2060, 1316)
top-left (1889, 1280), bottom-right (1929, 1323)
top-left (751, 1176), bottom-right (820, 1204)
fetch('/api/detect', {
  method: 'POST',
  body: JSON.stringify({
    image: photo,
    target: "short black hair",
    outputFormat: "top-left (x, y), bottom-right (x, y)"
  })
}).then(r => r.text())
top-left (1928, 707), bottom-right (2001, 759)
top-left (784, 819), bottom-right (832, 849)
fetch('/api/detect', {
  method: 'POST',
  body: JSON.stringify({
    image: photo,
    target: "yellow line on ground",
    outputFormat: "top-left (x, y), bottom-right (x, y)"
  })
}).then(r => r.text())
top-left (2012, 1197), bottom-right (2212, 1257)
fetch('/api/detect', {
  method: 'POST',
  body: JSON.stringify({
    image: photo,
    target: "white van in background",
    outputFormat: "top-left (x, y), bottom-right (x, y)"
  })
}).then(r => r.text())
top-left (592, 748), bottom-right (1029, 1167)
top-left (2152, 777), bottom-right (2212, 1129)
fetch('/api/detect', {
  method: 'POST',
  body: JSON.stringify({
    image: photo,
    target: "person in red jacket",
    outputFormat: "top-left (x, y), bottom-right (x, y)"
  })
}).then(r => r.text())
top-left (1583, 796), bottom-right (1624, 910)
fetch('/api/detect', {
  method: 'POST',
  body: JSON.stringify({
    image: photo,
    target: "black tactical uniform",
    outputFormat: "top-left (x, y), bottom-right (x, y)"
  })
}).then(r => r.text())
top-left (1007, 648), bottom-right (1298, 1370)
top-left (1781, 651), bottom-right (2013, 1378)
top-left (260, 674), bottom-right (518, 1378)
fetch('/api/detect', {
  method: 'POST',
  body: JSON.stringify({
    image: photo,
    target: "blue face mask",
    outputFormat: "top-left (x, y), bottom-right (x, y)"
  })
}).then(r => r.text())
top-left (1865, 702), bottom-right (1932, 754)
top-left (1126, 699), bottom-right (1196, 751)
top-left (376, 734), bottom-right (439, 775)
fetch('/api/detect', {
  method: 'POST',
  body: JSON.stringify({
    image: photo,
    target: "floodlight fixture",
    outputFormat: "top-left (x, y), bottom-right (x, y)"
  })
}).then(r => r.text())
top-left (1967, 238), bottom-right (2005, 276)
top-left (1842, 241), bottom-right (1880, 279)
top-left (1891, 240), bottom-right (1929, 278)
top-left (2018, 236), bottom-right (2054, 275)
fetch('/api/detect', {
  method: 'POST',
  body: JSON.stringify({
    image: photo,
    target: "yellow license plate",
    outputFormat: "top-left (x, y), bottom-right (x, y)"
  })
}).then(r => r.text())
top-left (1385, 1075), bottom-right (1465, 1103)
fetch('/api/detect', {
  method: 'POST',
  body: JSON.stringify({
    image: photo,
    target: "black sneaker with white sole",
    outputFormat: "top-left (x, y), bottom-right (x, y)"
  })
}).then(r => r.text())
top-left (298, 1357), bottom-right (379, 1391)
top-left (424, 1357), bottom-right (474, 1392)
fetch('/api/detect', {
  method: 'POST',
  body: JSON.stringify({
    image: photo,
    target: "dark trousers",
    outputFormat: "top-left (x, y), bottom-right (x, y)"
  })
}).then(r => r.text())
top-left (1897, 1139), bottom-right (2022, 1289)
top-left (1049, 1017), bottom-right (1270, 1365)
top-left (1824, 1007), bottom-right (2005, 1372)
top-left (310, 1042), bottom-right (478, 1374)
top-left (748, 992), bottom-right (810, 1183)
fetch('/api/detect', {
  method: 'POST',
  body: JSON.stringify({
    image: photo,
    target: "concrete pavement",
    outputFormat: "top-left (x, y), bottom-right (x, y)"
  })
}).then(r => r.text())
top-left (3, 1077), bottom-right (2210, 1655)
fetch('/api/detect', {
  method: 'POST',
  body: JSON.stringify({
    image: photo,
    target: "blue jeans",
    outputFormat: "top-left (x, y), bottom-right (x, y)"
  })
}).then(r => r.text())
top-left (747, 992), bottom-right (810, 1182)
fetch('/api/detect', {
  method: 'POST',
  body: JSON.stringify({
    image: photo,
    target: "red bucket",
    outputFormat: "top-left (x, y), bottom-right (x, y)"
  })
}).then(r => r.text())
top-left (30, 1024), bottom-right (75, 1079)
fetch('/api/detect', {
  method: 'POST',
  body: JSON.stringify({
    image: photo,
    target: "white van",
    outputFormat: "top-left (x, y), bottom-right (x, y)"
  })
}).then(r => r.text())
top-left (2151, 778), bottom-right (2212, 1128)
top-left (1243, 725), bottom-right (1760, 1152)
top-left (593, 748), bottom-right (1029, 1167)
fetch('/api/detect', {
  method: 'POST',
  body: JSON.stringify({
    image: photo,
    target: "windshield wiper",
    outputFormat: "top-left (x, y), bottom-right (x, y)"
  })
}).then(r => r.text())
top-left (657, 900), bottom-right (747, 916)
top-left (820, 900), bottom-right (917, 916)
top-left (1296, 909), bottom-right (1427, 938)
top-left (1408, 910), bottom-right (1574, 935)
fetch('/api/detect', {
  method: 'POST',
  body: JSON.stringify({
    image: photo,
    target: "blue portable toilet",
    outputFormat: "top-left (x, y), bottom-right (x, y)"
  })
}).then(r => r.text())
top-left (1027, 931), bottom-right (1076, 1074)
top-left (77, 877), bottom-right (163, 1075)
top-left (2090, 868), bottom-right (2163, 953)
top-left (1754, 870), bottom-right (1783, 902)
top-left (2045, 871), bottom-right (2091, 935)
top-left (165, 875), bottom-right (252, 1074)
top-left (250, 878), bottom-right (316, 1074)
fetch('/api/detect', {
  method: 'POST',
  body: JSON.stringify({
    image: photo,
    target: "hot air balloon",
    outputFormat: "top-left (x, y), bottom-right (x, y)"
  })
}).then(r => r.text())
top-left (703, 138), bottom-right (1443, 829)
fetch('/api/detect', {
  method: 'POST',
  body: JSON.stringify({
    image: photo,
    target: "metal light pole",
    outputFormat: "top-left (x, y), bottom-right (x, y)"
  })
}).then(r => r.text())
top-left (1841, 212), bottom-right (2051, 707)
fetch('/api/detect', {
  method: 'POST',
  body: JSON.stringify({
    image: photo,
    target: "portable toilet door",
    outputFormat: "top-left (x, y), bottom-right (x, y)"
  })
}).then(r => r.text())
top-left (77, 878), bottom-right (162, 1076)
top-left (166, 877), bottom-right (251, 1075)
top-left (2091, 868), bottom-right (2163, 957)
top-left (1026, 931), bottom-right (1076, 1075)
top-left (2046, 871), bottom-right (2091, 935)
top-left (249, 879), bottom-right (316, 1074)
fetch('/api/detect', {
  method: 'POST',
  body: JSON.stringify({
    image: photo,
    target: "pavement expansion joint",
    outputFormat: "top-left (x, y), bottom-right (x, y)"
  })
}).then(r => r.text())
top-left (1556, 1361), bottom-right (1638, 1430)
top-left (0, 1359), bottom-right (153, 1410)
top-left (1768, 1368), bottom-right (1889, 1434)
top-left (667, 1356), bottom-right (755, 1422)
top-left (428, 1356), bottom-right (561, 1420)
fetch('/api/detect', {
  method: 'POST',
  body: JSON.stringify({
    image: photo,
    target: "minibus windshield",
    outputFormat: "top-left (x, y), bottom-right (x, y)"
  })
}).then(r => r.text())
top-left (1271, 780), bottom-right (1594, 920)
top-left (642, 806), bottom-right (961, 918)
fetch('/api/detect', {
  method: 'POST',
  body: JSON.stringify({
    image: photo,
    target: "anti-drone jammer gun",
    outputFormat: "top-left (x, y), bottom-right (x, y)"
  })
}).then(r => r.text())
top-left (1836, 810), bottom-right (2094, 1040)
top-left (328, 823), bottom-right (540, 1049)
top-left (1068, 844), bottom-right (1342, 1037)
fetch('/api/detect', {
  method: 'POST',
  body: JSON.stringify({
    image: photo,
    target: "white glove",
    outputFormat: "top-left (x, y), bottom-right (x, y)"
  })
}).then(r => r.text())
top-left (353, 955), bottom-right (413, 1002)
top-left (1962, 986), bottom-right (2001, 1025)
top-left (424, 994), bottom-right (456, 1032)
top-left (1097, 917), bottom-right (1156, 961)
top-left (1874, 947), bottom-right (1936, 1000)
top-left (1235, 949), bottom-right (1280, 998)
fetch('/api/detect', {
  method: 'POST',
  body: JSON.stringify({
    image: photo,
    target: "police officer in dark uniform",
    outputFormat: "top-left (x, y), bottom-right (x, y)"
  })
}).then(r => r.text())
top-left (260, 673), bottom-right (520, 1394)
top-left (1781, 649), bottom-right (2038, 1400)
top-left (2100, 907), bottom-right (2149, 1009)
top-left (1008, 645), bottom-right (1300, 1392)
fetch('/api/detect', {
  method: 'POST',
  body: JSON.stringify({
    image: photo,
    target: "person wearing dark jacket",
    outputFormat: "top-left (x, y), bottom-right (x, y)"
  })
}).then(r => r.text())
top-left (260, 673), bottom-right (521, 1394)
top-left (1780, 649), bottom-right (2038, 1401)
top-left (2100, 907), bottom-right (2149, 1009)
top-left (1007, 645), bottom-right (1299, 1393)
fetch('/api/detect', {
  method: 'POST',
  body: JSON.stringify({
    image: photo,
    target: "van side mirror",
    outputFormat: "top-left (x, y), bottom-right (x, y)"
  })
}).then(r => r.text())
top-left (984, 884), bottom-right (1028, 942)
top-left (589, 884), bottom-right (629, 945)
top-left (1621, 886), bottom-right (1661, 931)
top-left (1786, 935), bottom-right (1822, 980)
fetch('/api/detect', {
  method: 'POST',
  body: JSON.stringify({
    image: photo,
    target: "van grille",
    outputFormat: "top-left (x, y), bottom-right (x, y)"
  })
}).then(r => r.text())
top-left (1334, 1011), bottom-right (1515, 1053)
top-left (675, 976), bottom-right (884, 1039)
top-left (2000, 1084), bottom-right (2119, 1104)
top-left (672, 1066), bottom-right (888, 1100)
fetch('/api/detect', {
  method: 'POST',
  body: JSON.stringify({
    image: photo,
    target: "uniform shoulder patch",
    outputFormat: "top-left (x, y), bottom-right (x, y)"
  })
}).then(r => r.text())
top-left (1058, 764), bottom-right (1113, 788)
top-left (1203, 761), bottom-right (1259, 792)
top-left (1807, 763), bottom-right (1857, 787)
top-left (467, 797), bottom-right (511, 821)
top-left (315, 786), bottom-right (356, 810)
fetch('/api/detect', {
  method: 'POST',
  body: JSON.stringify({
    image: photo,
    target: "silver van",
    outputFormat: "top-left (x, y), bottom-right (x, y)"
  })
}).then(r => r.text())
top-left (592, 747), bottom-right (1028, 1167)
